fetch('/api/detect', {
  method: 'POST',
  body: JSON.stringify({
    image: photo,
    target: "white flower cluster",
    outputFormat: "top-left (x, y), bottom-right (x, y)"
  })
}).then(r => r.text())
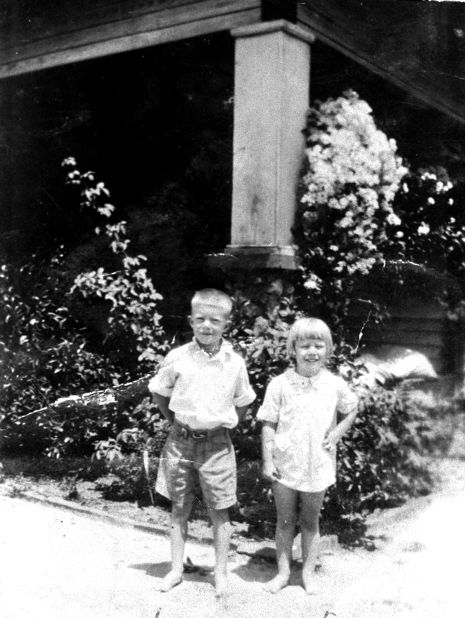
top-left (298, 92), bottom-right (408, 322)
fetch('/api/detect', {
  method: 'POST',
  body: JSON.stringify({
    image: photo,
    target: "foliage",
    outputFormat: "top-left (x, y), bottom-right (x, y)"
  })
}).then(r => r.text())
top-left (88, 396), bottom-right (169, 503)
top-left (0, 255), bottom-right (123, 456)
top-left (383, 167), bottom-right (465, 309)
top-left (296, 90), bottom-right (407, 336)
top-left (93, 396), bottom-right (169, 463)
top-left (1, 160), bottom-right (166, 457)
top-left (63, 157), bottom-right (168, 372)
top-left (225, 282), bottom-right (298, 459)
top-left (328, 387), bottom-right (433, 511)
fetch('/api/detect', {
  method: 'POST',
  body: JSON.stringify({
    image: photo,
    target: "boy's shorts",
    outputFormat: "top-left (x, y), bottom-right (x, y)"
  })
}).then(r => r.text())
top-left (155, 422), bottom-right (237, 510)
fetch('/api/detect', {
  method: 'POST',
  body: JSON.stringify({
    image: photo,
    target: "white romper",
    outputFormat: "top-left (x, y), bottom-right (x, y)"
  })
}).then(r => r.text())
top-left (257, 368), bottom-right (358, 492)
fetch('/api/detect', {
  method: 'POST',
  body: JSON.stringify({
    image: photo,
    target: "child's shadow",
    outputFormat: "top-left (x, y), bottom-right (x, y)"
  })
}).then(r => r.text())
top-left (129, 561), bottom-right (214, 586)
top-left (232, 548), bottom-right (303, 588)
top-left (233, 559), bottom-right (302, 587)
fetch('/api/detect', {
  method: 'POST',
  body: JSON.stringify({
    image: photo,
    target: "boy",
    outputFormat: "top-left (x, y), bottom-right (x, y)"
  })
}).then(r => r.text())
top-left (149, 288), bottom-right (255, 596)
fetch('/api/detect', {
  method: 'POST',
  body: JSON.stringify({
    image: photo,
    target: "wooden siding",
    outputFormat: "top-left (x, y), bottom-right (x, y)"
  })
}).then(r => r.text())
top-left (347, 307), bottom-right (463, 375)
top-left (0, 0), bottom-right (261, 77)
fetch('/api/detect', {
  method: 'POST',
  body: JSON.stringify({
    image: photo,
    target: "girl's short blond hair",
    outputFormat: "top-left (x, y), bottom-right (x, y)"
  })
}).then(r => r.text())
top-left (286, 317), bottom-right (333, 357)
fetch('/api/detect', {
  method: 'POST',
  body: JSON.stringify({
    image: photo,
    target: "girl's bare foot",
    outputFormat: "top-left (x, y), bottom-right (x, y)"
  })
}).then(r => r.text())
top-left (302, 570), bottom-right (318, 595)
top-left (263, 573), bottom-right (290, 594)
top-left (158, 570), bottom-right (183, 592)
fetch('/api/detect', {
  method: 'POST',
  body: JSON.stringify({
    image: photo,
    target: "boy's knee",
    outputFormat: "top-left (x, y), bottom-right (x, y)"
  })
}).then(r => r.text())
top-left (171, 500), bottom-right (193, 523)
top-left (208, 507), bottom-right (230, 525)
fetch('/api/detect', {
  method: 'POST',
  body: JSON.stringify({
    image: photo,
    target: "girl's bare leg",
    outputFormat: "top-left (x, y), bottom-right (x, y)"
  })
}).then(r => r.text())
top-left (159, 500), bottom-right (193, 592)
top-left (300, 490), bottom-right (325, 594)
top-left (264, 481), bottom-right (298, 593)
top-left (209, 507), bottom-right (231, 597)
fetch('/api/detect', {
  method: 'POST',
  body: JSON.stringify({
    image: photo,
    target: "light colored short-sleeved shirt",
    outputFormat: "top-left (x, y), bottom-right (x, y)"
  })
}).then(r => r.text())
top-left (148, 339), bottom-right (256, 430)
top-left (257, 368), bottom-right (358, 492)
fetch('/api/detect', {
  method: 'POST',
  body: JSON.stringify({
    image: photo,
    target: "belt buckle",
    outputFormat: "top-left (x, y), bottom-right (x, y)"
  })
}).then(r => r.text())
top-left (191, 430), bottom-right (207, 440)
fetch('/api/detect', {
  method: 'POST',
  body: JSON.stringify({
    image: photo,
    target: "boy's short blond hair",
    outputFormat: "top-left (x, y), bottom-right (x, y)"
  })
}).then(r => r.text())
top-left (191, 288), bottom-right (233, 317)
top-left (287, 317), bottom-right (333, 357)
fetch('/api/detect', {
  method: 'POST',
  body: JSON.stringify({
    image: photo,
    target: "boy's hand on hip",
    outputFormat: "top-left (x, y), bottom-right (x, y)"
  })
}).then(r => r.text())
top-left (262, 461), bottom-right (280, 482)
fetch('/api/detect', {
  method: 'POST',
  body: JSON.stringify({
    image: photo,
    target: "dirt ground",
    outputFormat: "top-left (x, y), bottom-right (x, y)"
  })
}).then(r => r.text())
top-left (0, 457), bottom-right (231, 543)
top-left (1, 456), bottom-right (465, 617)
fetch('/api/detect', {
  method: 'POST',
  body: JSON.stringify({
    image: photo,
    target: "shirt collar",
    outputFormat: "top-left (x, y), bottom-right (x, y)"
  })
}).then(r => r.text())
top-left (286, 367), bottom-right (328, 388)
top-left (189, 338), bottom-right (233, 361)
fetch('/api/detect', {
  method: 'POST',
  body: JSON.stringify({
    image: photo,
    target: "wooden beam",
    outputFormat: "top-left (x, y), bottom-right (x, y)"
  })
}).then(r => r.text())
top-left (0, 0), bottom-right (261, 78)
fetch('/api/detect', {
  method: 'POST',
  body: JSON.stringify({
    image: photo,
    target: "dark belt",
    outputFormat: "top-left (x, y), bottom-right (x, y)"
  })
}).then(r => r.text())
top-left (172, 420), bottom-right (228, 441)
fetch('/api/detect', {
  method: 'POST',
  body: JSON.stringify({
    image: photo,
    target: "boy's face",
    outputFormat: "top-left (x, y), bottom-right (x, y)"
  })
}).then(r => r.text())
top-left (189, 302), bottom-right (229, 348)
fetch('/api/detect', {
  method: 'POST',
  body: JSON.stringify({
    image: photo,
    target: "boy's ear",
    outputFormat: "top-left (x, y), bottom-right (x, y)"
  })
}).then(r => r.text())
top-left (187, 314), bottom-right (193, 327)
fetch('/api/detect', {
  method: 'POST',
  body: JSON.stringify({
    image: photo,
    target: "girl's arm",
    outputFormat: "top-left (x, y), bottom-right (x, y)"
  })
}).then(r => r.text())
top-left (322, 408), bottom-right (358, 452)
top-left (261, 421), bottom-right (280, 481)
top-left (235, 405), bottom-right (250, 423)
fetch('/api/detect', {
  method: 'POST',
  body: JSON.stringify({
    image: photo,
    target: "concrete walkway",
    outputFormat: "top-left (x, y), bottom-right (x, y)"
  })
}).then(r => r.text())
top-left (1, 458), bottom-right (464, 617)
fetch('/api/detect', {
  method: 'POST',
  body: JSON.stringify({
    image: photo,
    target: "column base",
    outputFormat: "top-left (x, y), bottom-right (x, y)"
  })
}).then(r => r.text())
top-left (207, 245), bottom-right (299, 270)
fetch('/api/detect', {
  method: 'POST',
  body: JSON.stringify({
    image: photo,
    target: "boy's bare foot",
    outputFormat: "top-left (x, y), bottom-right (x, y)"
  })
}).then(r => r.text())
top-left (263, 574), bottom-right (290, 594)
top-left (158, 570), bottom-right (183, 592)
top-left (214, 571), bottom-right (228, 598)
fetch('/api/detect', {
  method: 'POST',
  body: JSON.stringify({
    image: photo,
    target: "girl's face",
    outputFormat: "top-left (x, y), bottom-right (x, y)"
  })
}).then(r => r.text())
top-left (294, 337), bottom-right (328, 376)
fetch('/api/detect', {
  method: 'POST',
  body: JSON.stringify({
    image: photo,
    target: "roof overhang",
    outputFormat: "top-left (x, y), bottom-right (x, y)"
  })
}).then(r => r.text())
top-left (2, 1), bottom-right (465, 124)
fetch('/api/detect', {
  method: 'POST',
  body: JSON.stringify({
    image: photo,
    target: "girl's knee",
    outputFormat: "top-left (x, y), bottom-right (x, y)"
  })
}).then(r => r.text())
top-left (277, 515), bottom-right (297, 530)
top-left (300, 516), bottom-right (319, 535)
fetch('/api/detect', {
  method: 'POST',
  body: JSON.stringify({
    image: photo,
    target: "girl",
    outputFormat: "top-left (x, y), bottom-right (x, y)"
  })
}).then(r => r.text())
top-left (257, 317), bottom-right (358, 594)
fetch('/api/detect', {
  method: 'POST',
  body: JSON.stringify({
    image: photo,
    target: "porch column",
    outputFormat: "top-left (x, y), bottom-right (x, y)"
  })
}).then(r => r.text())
top-left (227, 20), bottom-right (314, 269)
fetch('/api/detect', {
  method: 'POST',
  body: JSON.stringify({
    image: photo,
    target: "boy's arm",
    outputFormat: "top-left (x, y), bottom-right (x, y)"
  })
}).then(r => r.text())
top-left (261, 421), bottom-right (280, 482)
top-left (152, 393), bottom-right (174, 425)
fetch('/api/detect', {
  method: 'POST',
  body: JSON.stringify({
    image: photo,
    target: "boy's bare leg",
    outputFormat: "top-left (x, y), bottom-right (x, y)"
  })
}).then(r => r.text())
top-left (300, 490), bottom-right (325, 594)
top-left (264, 482), bottom-right (298, 593)
top-left (159, 500), bottom-right (193, 592)
top-left (209, 507), bottom-right (231, 597)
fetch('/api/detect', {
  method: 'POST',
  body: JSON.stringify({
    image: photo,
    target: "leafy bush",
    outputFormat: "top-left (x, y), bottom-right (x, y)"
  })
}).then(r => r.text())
top-left (1, 161), bottom-right (166, 456)
top-left (0, 256), bottom-right (123, 456)
top-left (329, 388), bottom-right (433, 508)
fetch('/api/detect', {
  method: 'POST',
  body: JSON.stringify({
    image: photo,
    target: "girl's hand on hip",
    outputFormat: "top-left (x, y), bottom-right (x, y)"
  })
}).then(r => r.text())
top-left (322, 431), bottom-right (338, 453)
top-left (262, 461), bottom-right (280, 482)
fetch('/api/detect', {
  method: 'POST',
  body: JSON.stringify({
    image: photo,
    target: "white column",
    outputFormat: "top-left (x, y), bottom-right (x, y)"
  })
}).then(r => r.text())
top-left (227, 20), bottom-right (314, 269)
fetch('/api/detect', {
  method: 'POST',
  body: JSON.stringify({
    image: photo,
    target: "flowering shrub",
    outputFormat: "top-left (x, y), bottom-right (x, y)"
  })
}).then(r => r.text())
top-left (387, 167), bottom-right (465, 279)
top-left (63, 158), bottom-right (167, 372)
top-left (296, 90), bottom-right (407, 335)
